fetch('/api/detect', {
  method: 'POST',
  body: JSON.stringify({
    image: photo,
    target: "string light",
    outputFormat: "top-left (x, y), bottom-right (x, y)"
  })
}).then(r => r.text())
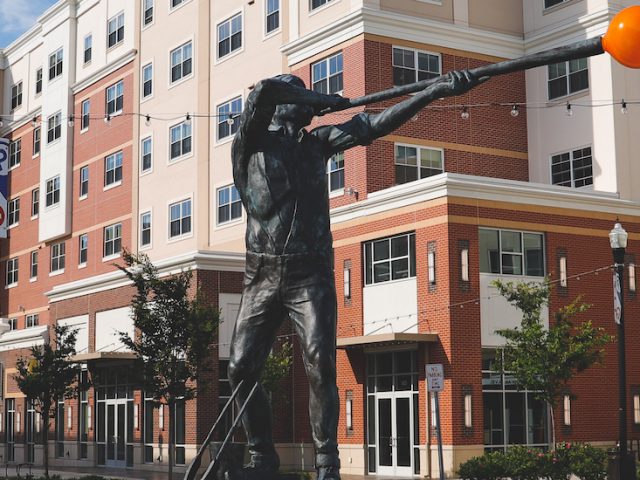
top-left (0, 117), bottom-right (3, 127)
top-left (67, 115), bottom-right (74, 127)
top-left (185, 113), bottom-right (192, 126)
top-left (104, 114), bottom-right (111, 125)
top-left (145, 114), bottom-right (151, 126)
top-left (226, 115), bottom-right (235, 126)
top-left (31, 117), bottom-right (38, 127)
top-left (566, 102), bottom-right (573, 117)
top-left (461, 106), bottom-right (470, 119)
top-left (621, 99), bottom-right (628, 114)
top-left (510, 105), bottom-right (520, 117)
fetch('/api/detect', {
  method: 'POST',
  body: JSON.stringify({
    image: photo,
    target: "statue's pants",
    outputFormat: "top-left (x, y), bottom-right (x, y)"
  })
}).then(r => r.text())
top-left (228, 251), bottom-right (340, 470)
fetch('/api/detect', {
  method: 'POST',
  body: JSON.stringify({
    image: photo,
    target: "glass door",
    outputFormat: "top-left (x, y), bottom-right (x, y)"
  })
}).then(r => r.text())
top-left (376, 393), bottom-right (414, 476)
top-left (106, 399), bottom-right (127, 468)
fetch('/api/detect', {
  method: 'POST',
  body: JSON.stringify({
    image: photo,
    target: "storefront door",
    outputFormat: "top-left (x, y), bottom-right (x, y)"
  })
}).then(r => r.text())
top-left (106, 399), bottom-right (127, 468)
top-left (376, 393), bottom-right (414, 476)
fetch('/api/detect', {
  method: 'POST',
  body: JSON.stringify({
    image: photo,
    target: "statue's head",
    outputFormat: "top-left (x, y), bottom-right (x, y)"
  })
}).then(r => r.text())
top-left (272, 74), bottom-right (315, 128)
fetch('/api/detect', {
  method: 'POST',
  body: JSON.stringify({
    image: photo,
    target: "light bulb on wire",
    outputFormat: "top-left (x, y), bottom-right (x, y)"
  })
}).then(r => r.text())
top-left (621, 99), bottom-right (628, 114)
top-left (510, 105), bottom-right (519, 117)
top-left (145, 114), bottom-right (151, 126)
top-left (185, 113), bottom-right (192, 126)
top-left (104, 114), bottom-right (111, 125)
top-left (565, 103), bottom-right (573, 117)
top-left (460, 107), bottom-right (470, 119)
top-left (68, 115), bottom-right (74, 127)
top-left (31, 117), bottom-right (38, 127)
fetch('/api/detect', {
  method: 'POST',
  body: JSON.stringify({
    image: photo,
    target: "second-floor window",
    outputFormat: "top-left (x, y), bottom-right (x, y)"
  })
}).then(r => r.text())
top-left (81, 100), bottom-right (90, 130)
top-left (548, 59), bottom-right (588, 100)
top-left (266, 0), bottom-right (280, 34)
top-left (142, 63), bottom-right (153, 98)
top-left (170, 122), bottom-right (192, 159)
top-left (104, 151), bottom-right (123, 186)
top-left (217, 185), bottom-right (242, 225)
top-left (106, 81), bottom-right (124, 116)
top-left (8, 198), bottom-right (19, 226)
top-left (84, 34), bottom-right (92, 64)
top-left (141, 137), bottom-right (153, 172)
top-left (144, 0), bottom-right (154, 26)
top-left (364, 233), bottom-right (416, 285)
top-left (35, 68), bottom-right (43, 94)
top-left (393, 47), bottom-right (440, 86)
top-left (169, 198), bottom-right (192, 238)
top-left (312, 53), bottom-right (343, 94)
top-left (327, 152), bottom-right (344, 192)
top-left (551, 146), bottom-right (592, 188)
top-left (49, 48), bottom-right (63, 81)
top-left (11, 82), bottom-right (22, 110)
top-left (26, 314), bottom-right (39, 328)
top-left (108, 12), bottom-right (125, 48)
top-left (6, 258), bottom-right (18, 286)
top-left (47, 112), bottom-right (62, 143)
top-left (217, 97), bottom-right (242, 140)
top-left (104, 223), bottom-right (122, 258)
top-left (80, 166), bottom-right (89, 197)
top-left (50, 242), bottom-right (66, 273)
top-left (479, 228), bottom-right (544, 277)
top-left (46, 176), bottom-right (60, 207)
top-left (395, 144), bottom-right (443, 184)
top-left (9, 139), bottom-right (21, 168)
top-left (217, 13), bottom-right (242, 59)
top-left (170, 42), bottom-right (193, 83)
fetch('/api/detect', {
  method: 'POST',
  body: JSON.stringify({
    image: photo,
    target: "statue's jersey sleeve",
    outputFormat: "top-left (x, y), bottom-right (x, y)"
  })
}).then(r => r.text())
top-left (311, 112), bottom-right (376, 156)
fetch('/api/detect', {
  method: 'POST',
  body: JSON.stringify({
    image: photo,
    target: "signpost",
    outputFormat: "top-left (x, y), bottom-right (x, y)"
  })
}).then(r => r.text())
top-left (0, 138), bottom-right (9, 239)
top-left (426, 364), bottom-right (445, 480)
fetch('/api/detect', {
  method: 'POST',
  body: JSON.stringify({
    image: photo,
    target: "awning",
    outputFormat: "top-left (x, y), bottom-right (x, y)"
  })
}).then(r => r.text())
top-left (337, 332), bottom-right (438, 349)
top-left (69, 352), bottom-right (137, 363)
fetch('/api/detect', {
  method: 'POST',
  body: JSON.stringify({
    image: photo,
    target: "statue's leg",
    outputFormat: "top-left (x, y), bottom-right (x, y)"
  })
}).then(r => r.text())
top-left (228, 255), bottom-right (284, 472)
top-left (284, 260), bottom-right (340, 472)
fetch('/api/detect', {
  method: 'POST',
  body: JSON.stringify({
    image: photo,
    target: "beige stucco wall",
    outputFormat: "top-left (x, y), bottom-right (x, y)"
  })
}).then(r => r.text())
top-left (380, 0), bottom-right (454, 24)
top-left (468, 0), bottom-right (523, 36)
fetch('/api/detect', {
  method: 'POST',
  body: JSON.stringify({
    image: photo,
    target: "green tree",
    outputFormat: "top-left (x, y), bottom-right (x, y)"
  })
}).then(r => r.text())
top-left (261, 340), bottom-right (294, 405)
top-left (493, 278), bottom-right (612, 446)
top-left (14, 324), bottom-right (82, 478)
top-left (117, 251), bottom-right (220, 480)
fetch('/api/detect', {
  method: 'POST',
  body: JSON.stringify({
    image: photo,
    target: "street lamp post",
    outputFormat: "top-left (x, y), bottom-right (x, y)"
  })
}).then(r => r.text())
top-left (609, 221), bottom-right (636, 480)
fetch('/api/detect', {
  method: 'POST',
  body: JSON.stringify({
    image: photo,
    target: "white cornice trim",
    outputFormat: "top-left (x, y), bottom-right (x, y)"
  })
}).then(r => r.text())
top-left (72, 49), bottom-right (137, 93)
top-left (281, 7), bottom-right (525, 66)
top-left (330, 173), bottom-right (640, 225)
top-left (47, 250), bottom-right (246, 303)
top-left (0, 325), bottom-right (49, 352)
top-left (0, 25), bottom-right (42, 64)
top-left (0, 107), bottom-right (42, 137)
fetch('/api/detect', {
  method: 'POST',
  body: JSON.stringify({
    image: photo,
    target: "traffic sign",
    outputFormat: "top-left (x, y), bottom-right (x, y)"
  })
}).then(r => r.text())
top-left (426, 363), bottom-right (444, 392)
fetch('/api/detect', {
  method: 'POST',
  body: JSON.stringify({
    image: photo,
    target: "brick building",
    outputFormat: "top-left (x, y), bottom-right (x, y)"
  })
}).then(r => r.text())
top-left (0, 0), bottom-right (639, 477)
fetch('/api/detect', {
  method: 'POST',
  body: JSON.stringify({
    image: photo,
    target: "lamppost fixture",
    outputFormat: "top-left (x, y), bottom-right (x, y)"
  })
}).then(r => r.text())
top-left (609, 221), bottom-right (636, 480)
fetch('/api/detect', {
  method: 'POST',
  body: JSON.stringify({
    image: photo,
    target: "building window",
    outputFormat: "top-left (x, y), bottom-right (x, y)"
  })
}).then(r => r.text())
top-left (266, 0), bottom-right (280, 34)
top-left (51, 242), bottom-right (66, 272)
top-left (79, 234), bottom-right (88, 265)
top-left (364, 232), bottom-right (416, 285)
top-left (548, 59), bottom-right (588, 100)
top-left (551, 147), bottom-right (592, 188)
top-left (311, 0), bottom-right (335, 10)
top-left (49, 48), bottom-right (63, 81)
top-left (81, 100), bottom-right (90, 130)
top-left (8, 198), bottom-right (19, 226)
top-left (141, 137), bottom-right (153, 172)
top-left (170, 122), bottom-right (192, 159)
top-left (170, 41), bottom-right (193, 83)
top-left (217, 185), bottom-right (242, 225)
top-left (104, 151), bottom-right (123, 186)
top-left (30, 251), bottom-right (38, 279)
top-left (45, 176), bottom-right (61, 207)
top-left (174, 399), bottom-right (186, 465)
top-left (327, 152), bottom-right (344, 192)
top-left (482, 349), bottom-right (548, 451)
top-left (83, 34), bottom-right (92, 64)
top-left (395, 144), bottom-right (443, 184)
top-left (217, 13), bottom-right (242, 59)
top-left (33, 127), bottom-right (41, 155)
top-left (9, 139), bottom-right (21, 168)
top-left (142, 63), bottom-right (153, 98)
top-left (35, 68), bottom-right (42, 94)
top-left (56, 400), bottom-right (64, 457)
top-left (544, 0), bottom-right (568, 8)
top-left (6, 399), bottom-right (15, 461)
top-left (107, 12), bottom-right (125, 48)
top-left (169, 198), bottom-right (192, 238)
top-left (217, 97), bottom-right (242, 140)
top-left (8, 318), bottom-right (17, 330)
top-left (11, 82), bottom-right (22, 110)
top-left (171, 0), bottom-right (186, 8)
top-left (6, 258), bottom-right (18, 286)
top-left (47, 112), bottom-right (62, 143)
top-left (106, 81), bottom-right (124, 116)
top-left (312, 53), bottom-right (343, 94)
top-left (26, 314), bottom-right (39, 328)
top-left (31, 189), bottom-right (39, 217)
top-left (393, 47), bottom-right (440, 86)
top-left (479, 228), bottom-right (544, 276)
top-left (141, 212), bottom-right (152, 247)
top-left (79, 166), bottom-right (89, 197)
top-left (78, 370), bottom-right (89, 459)
top-left (144, 0), bottom-right (154, 25)
top-left (103, 223), bottom-right (122, 258)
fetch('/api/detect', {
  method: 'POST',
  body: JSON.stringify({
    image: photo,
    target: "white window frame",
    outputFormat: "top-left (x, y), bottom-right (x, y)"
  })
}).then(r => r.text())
top-left (81, 100), bottom-right (90, 131)
top-left (107, 12), bottom-right (125, 49)
top-left (141, 136), bottom-right (153, 173)
top-left (394, 143), bottom-right (444, 184)
top-left (35, 68), bottom-right (43, 95)
top-left (50, 242), bottom-right (65, 274)
top-left (143, 0), bottom-right (154, 27)
top-left (142, 63), bottom-right (153, 100)
top-left (312, 52), bottom-right (343, 95)
top-left (169, 40), bottom-right (193, 85)
top-left (5, 258), bottom-right (18, 287)
top-left (264, 0), bottom-right (280, 37)
top-left (48, 48), bottom-right (63, 82)
top-left (392, 46), bottom-right (441, 87)
top-left (47, 112), bottom-right (62, 144)
top-left (78, 233), bottom-right (88, 267)
top-left (30, 251), bottom-right (38, 280)
top-left (550, 146), bottom-right (593, 189)
top-left (9, 139), bottom-right (21, 169)
top-left (79, 166), bottom-right (89, 198)
top-left (479, 228), bottom-right (545, 277)
top-left (363, 232), bottom-right (416, 286)
top-left (103, 223), bottom-right (122, 260)
top-left (104, 151), bottom-right (123, 188)
top-left (26, 314), bottom-right (39, 329)
top-left (106, 80), bottom-right (124, 116)
top-left (170, 0), bottom-right (190, 11)
top-left (327, 152), bottom-right (344, 195)
top-left (216, 184), bottom-right (243, 226)
top-left (168, 198), bottom-right (192, 240)
top-left (33, 127), bottom-right (41, 157)
top-left (140, 211), bottom-right (152, 249)
top-left (31, 188), bottom-right (39, 218)
top-left (45, 176), bottom-right (61, 208)
top-left (83, 34), bottom-right (92, 65)
top-left (11, 82), bottom-right (22, 110)
top-left (216, 12), bottom-right (243, 61)
top-left (216, 96), bottom-right (242, 142)
top-left (310, 0), bottom-right (337, 12)
top-left (547, 58), bottom-right (589, 100)
top-left (7, 197), bottom-right (19, 227)
top-left (544, 0), bottom-right (570, 10)
top-left (169, 121), bottom-right (192, 161)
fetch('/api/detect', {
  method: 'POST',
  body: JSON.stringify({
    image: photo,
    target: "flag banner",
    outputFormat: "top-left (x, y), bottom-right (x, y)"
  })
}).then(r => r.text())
top-left (0, 138), bottom-right (9, 239)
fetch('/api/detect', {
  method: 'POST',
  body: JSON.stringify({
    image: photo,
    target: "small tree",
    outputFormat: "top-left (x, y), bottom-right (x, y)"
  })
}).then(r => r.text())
top-left (493, 278), bottom-right (612, 446)
top-left (117, 251), bottom-right (220, 480)
top-left (14, 324), bottom-right (81, 478)
top-left (261, 340), bottom-right (293, 405)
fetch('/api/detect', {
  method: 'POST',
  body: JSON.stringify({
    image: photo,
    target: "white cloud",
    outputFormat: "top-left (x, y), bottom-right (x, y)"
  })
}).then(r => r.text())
top-left (0, 0), bottom-right (55, 35)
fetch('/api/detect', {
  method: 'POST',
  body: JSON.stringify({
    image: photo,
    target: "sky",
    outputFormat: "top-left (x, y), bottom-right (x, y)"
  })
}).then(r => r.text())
top-left (0, 0), bottom-right (59, 49)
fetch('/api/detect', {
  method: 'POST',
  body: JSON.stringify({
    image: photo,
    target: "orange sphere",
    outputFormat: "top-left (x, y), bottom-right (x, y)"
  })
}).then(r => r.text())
top-left (603, 6), bottom-right (640, 68)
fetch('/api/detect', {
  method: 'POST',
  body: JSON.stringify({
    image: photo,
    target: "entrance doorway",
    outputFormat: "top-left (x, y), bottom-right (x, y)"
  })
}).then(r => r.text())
top-left (96, 370), bottom-right (134, 468)
top-left (105, 399), bottom-right (128, 467)
top-left (376, 393), bottom-right (414, 476)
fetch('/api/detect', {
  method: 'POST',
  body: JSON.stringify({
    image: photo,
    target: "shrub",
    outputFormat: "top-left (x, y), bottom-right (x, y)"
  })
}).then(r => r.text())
top-left (565, 443), bottom-right (607, 480)
top-left (504, 446), bottom-right (544, 480)
top-left (457, 451), bottom-right (507, 480)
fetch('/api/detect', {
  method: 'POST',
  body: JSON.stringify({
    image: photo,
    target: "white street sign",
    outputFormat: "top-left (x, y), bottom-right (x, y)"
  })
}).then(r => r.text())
top-left (426, 363), bottom-right (444, 392)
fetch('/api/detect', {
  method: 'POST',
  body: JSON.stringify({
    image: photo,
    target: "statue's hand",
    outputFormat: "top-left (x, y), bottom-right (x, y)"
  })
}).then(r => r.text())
top-left (443, 70), bottom-right (487, 95)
